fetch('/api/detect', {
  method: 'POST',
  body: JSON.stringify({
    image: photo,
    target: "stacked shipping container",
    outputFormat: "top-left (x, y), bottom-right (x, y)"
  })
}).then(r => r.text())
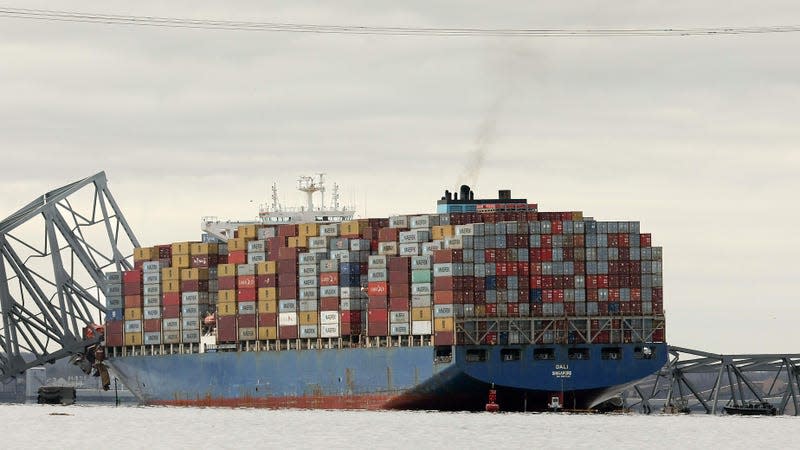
top-left (104, 207), bottom-right (664, 349)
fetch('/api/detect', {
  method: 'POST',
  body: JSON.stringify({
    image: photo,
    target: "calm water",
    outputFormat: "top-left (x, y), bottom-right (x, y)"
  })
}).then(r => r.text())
top-left (2, 404), bottom-right (798, 449)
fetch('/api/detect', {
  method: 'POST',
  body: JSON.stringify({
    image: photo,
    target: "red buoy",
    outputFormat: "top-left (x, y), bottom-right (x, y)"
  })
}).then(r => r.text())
top-left (485, 384), bottom-right (500, 412)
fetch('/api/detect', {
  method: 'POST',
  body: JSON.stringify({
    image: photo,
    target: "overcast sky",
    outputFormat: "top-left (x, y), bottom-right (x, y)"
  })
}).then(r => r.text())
top-left (1, 1), bottom-right (798, 353)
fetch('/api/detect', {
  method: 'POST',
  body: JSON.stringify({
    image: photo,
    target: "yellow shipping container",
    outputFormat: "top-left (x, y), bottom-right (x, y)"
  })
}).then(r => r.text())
top-left (172, 255), bottom-right (190, 269)
top-left (287, 236), bottom-right (299, 248)
top-left (238, 224), bottom-right (258, 239)
top-left (258, 326), bottom-right (278, 340)
top-left (124, 308), bottom-right (142, 321)
top-left (172, 241), bottom-right (191, 256)
top-left (227, 237), bottom-right (247, 252)
top-left (298, 223), bottom-right (319, 238)
top-left (431, 225), bottom-right (455, 241)
top-left (190, 243), bottom-right (218, 255)
top-left (257, 300), bottom-right (277, 314)
top-left (256, 261), bottom-right (277, 275)
top-left (218, 290), bottom-right (237, 303)
top-left (218, 263), bottom-right (237, 277)
top-left (572, 211), bottom-right (583, 221)
top-left (162, 280), bottom-right (181, 293)
top-left (124, 332), bottom-right (142, 346)
top-left (161, 267), bottom-right (181, 281)
top-left (133, 247), bottom-right (156, 262)
top-left (257, 288), bottom-right (277, 302)
top-left (474, 304), bottom-right (486, 317)
top-left (411, 307), bottom-right (432, 321)
top-left (217, 301), bottom-right (237, 316)
top-left (434, 317), bottom-right (454, 332)
top-left (340, 220), bottom-right (364, 236)
top-left (299, 312), bottom-right (318, 325)
top-left (181, 268), bottom-right (209, 281)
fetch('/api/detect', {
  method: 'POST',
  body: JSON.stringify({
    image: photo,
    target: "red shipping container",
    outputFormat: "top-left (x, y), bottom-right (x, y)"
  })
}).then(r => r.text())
top-left (432, 249), bottom-right (463, 264)
top-left (390, 298), bottom-right (410, 310)
top-left (278, 325), bottom-right (298, 339)
top-left (278, 285), bottom-right (297, 299)
top-left (277, 260), bottom-right (298, 274)
top-left (609, 289), bottom-right (620, 301)
top-left (124, 295), bottom-right (142, 308)
top-left (541, 235), bottom-right (553, 248)
top-left (368, 309), bottom-right (388, 323)
top-left (387, 257), bottom-right (409, 271)
top-left (228, 250), bottom-right (247, 265)
top-left (238, 315), bottom-right (257, 328)
top-left (563, 303), bottom-right (575, 316)
top-left (367, 282), bottom-right (388, 296)
top-left (105, 333), bottom-right (124, 347)
top-left (158, 245), bottom-right (172, 259)
top-left (319, 273), bottom-right (338, 286)
top-left (368, 297), bottom-right (388, 309)
top-left (433, 277), bottom-right (454, 291)
top-left (277, 224), bottom-right (298, 237)
top-left (105, 320), bottom-right (123, 335)
top-left (340, 311), bottom-right (361, 324)
top-left (181, 280), bottom-right (209, 292)
top-left (587, 289), bottom-right (598, 301)
top-left (388, 271), bottom-right (410, 284)
top-left (653, 288), bottom-right (663, 301)
top-left (217, 316), bottom-right (237, 343)
top-left (507, 303), bottom-right (520, 317)
top-left (367, 322), bottom-right (388, 336)
top-left (237, 288), bottom-right (256, 302)
top-left (143, 319), bottom-right (161, 333)
top-left (162, 292), bottom-right (180, 306)
top-left (277, 246), bottom-right (299, 260)
top-left (530, 304), bottom-right (543, 317)
top-left (320, 297), bottom-right (339, 310)
top-left (190, 255), bottom-right (209, 268)
top-left (640, 234), bottom-right (652, 247)
top-left (218, 276), bottom-right (236, 290)
top-left (162, 305), bottom-right (180, 318)
top-left (123, 270), bottom-right (142, 283)
top-left (256, 274), bottom-right (277, 288)
top-left (123, 282), bottom-right (141, 296)
top-left (378, 228), bottom-right (400, 242)
top-left (258, 313), bottom-right (277, 327)
top-left (434, 331), bottom-right (455, 345)
top-left (278, 273), bottom-right (298, 286)
top-left (340, 323), bottom-right (361, 335)
top-left (237, 275), bottom-right (256, 289)
top-left (389, 284), bottom-right (409, 298)
top-left (486, 304), bottom-right (497, 316)
top-left (433, 291), bottom-right (455, 304)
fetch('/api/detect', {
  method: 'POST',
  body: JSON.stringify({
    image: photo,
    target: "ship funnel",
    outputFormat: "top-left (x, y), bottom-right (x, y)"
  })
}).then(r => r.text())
top-left (460, 185), bottom-right (471, 202)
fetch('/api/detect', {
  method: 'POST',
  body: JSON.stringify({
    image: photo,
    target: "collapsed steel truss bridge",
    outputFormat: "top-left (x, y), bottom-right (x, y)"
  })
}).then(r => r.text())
top-left (0, 172), bottom-right (137, 381)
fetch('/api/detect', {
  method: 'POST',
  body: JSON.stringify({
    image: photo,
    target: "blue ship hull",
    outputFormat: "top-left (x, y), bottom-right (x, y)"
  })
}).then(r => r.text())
top-left (108, 343), bottom-right (667, 411)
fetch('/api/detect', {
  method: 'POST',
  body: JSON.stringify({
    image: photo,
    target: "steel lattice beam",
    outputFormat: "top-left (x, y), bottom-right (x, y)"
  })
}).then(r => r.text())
top-left (0, 172), bottom-right (138, 380)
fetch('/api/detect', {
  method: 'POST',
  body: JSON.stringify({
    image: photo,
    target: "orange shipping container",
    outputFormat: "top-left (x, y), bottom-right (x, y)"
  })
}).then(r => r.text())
top-left (124, 307), bottom-right (142, 321)
top-left (256, 261), bottom-right (277, 275)
top-left (171, 242), bottom-right (191, 256)
top-left (218, 263), bottom-right (237, 277)
top-left (257, 300), bottom-right (278, 314)
top-left (124, 333), bottom-right (143, 346)
top-left (227, 237), bottom-right (248, 252)
top-left (411, 307), bottom-right (432, 321)
top-left (190, 243), bottom-right (218, 255)
top-left (181, 268), bottom-right (209, 281)
top-left (161, 267), bottom-right (181, 281)
top-left (298, 223), bottom-right (319, 238)
top-left (162, 280), bottom-right (181, 293)
top-left (217, 301), bottom-right (237, 316)
top-left (257, 288), bottom-right (277, 302)
top-left (299, 312), bottom-right (318, 325)
top-left (258, 326), bottom-right (278, 340)
top-left (434, 317), bottom-right (454, 332)
top-left (172, 255), bottom-right (190, 269)
top-left (218, 290), bottom-right (237, 303)
top-left (134, 247), bottom-right (156, 262)
top-left (238, 225), bottom-right (258, 239)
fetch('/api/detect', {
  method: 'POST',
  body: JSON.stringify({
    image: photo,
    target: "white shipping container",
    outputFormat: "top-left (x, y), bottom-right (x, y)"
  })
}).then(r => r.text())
top-left (319, 224), bottom-right (339, 237)
top-left (339, 298), bottom-right (361, 310)
top-left (308, 236), bottom-right (328, 249)
top-left (247, 240), bottom-right (266, 252)
top-left (368, 255), bottom-right (387, 268)
top-left (444, 237), bottom-right (463, 249)
top-left (299, 276), bottom-right (319, 288)
top-left (434, 304), bottom-right (454, 317)
top-left (411, 295), bottom-right (432, 307)
top-left (181, 330), bottom-right (200, 343)
top-left (454, 224), bottom-right (475, 236)
top-left (319, 259), bottom-right (339, 272)
top-left (162, 331), bottom-right (181, 344)
top-left (389, 215), bottom-right (409, 228)
top-left (144, 331), bottom-right (161, 345)
top-left (238, 327), bottom-right (257, 341)
top-left (411, 283), bottom-right (432, 296)
top-left (141, 261), bottom-right (161, 273)
top-left (237, 264), bottom-right (256, 276)
top-left (143, 273), bottom-right (161, 285)
top-left (105, 272), bottom-right (123, 283)
top-left (299, 299), bottom-right (319, 312)
top-left (349, 239), bottom-right (371, 252)
top-left (399, 243), bottom-right (419, 256)
top-left (106, 296), bottom-right (123, 309)
top-left (181, 291), bottom-right (209, 305)
top-left (238, 301), bottom-right (256, 315)
top-left (162, 318), bottom-right (181, 331)
top-left (143, 284), bottom-right (161, 296)
top-left (320, 285), bottom-right (339, 298)
top-left (143, 306), bottom-right (161, 320)
top-left (299, 324), bottom-right (318, 338)
top-left (368, 268), bottom-right (388, 281)
top-left (421, 241), bottom-right (443, 255)
top-left (247, 252), bottom-right (266, 264)
top-left (329, 250), bottom-right (351, 262)
top-left (257, 227), bottom-right (276, 240)
top-left (320, 311), bottom-right (339, 325)
top-left (124, 320), bottom-right (142, 333)
top-left (378, 242), bottom-right (398, 256)
top-left (182, 317), bottom-right (201, 330)
top-left (390, 311), bottom-right (409, 323)
top-left (411, 320), bottom-right (432, 335)
top-left (433, 263), bottom-right (454, 277)
top-left (298, 253), bottom-right (318, 264)
top-left (279, 312), bottom-right (298, 326)
top-left (390, 323), bottom-right (410, 336)
top-left (299, 287), bottom-right (318, 300)
top-left (410, 256), bottom-right (431, 270)
top-left (320, 324), bottom-right (340, 338)
top-left (339, 287), bottom-right (359, 299)
top-left (106, 284), bottom-right (123, 296)
top-left (298, 264), bottom-right (317, 276)
top-left (409, 215), bottom-right (431, 229)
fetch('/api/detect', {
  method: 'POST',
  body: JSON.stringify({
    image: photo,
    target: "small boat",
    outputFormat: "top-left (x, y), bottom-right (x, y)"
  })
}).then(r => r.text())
top-left (724, 401), bottom-right (777, 416)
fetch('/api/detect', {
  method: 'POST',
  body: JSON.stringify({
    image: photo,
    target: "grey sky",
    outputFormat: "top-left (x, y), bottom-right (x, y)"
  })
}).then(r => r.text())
top-left (1, 1), bottom-right (798, 353)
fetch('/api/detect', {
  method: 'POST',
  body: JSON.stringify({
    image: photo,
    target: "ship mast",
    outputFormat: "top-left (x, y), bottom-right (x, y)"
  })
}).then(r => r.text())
top-left (297, 174), bottom-right (325, 212)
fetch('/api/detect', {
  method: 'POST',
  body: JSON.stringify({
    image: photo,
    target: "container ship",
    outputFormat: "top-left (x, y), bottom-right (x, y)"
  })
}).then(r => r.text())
top-left (102, 179), bottom-right (666, 411)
